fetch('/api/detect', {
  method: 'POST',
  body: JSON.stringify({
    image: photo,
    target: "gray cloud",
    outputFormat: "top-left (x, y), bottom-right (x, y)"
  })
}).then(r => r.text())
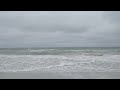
top-left (0, 11), bottom-right (120, 47)
top-left (0, 11), bottom-right (95, 33)
top-left (103, 11), bottom-right (120, 35)
top-left (103, 11), bottom-right (120, 24)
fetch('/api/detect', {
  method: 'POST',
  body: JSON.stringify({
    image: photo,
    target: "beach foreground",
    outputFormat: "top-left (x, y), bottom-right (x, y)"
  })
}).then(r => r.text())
top-left (0, 72), bottom-right (71, 79)
top-left (1, 72), bottom-right (120, 79)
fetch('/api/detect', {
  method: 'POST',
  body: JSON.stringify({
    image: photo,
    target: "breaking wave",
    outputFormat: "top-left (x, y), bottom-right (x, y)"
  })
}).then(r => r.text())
top-left (0, 54), bottom-right (120, 72)
top-left (0, 48), bottom-right (120, 73)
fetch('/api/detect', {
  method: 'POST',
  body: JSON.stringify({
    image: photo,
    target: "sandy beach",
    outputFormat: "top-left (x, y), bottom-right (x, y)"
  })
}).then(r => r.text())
top-left (1, 72), bottom-right (120, 79)
top-left (0, 72), bottom-right (71, 79)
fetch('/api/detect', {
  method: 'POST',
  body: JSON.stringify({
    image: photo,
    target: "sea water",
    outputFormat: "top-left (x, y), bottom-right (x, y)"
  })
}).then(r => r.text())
top-left (0, 47), bottom-right (120, 78)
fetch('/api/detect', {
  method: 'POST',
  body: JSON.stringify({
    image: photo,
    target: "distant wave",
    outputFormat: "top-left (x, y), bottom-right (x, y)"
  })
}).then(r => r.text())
top-left (83, 53), bottom-right (104, 56)
top-left (26, 49), bottom-right (104, 56)
top-left (0, 48), bottom-right (119, 56)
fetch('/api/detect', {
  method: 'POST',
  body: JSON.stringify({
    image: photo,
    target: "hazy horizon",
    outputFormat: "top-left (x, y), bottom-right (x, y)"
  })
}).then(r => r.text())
top-left (0, 47), bottom-right (120, 49)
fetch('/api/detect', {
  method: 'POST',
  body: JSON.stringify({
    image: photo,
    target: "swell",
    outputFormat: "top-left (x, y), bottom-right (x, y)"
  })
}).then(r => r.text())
top-left (28, 49), bottom-right (105, 56)
top-left (0, 48), bottom-right (120, 55)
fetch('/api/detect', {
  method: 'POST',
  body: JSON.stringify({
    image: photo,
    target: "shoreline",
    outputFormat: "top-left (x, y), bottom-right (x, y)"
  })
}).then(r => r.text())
top-left (0, 71), bottom-right (71, 79)
top-left (1, 71), bottom-right (120, 79)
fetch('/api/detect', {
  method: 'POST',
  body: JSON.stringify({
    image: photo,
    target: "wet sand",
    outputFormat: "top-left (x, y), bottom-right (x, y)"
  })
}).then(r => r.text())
top-left (0, 72), bottom-right (71, 79)
top-left (0, 72), bottom-right (120, 79)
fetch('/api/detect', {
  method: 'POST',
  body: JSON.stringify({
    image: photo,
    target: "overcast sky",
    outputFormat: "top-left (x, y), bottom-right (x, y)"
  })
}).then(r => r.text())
top-left (0, 11), bottom-right (120, 48)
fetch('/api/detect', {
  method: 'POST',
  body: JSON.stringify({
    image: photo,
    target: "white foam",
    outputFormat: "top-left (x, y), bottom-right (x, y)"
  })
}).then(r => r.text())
top-left (0, 54), bottom-right (120, 72)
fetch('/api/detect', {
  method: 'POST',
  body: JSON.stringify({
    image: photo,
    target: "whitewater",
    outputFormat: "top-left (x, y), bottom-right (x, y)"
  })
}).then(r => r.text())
top-left (0, 47), bottom-right (120, 79)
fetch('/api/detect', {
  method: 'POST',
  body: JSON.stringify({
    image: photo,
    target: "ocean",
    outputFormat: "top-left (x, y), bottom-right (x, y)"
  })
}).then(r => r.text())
top-left (0, 47), bottom-right (120, 79)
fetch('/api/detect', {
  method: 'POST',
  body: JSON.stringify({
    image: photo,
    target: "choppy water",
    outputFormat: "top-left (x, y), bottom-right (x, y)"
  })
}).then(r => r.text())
top-left (0, 47), bottom-right (120, 74)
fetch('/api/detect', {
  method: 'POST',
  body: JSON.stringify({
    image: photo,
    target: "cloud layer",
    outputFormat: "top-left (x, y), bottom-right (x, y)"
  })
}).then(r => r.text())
top-left (0, 11), bottom-right (120, 47)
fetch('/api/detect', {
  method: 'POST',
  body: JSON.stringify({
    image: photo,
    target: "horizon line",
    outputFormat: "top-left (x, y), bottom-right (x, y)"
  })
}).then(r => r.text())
top-left (0, 47), bottom-right (120, 48)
